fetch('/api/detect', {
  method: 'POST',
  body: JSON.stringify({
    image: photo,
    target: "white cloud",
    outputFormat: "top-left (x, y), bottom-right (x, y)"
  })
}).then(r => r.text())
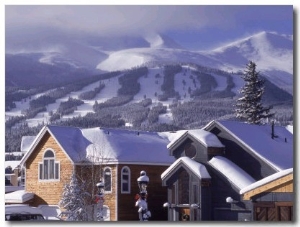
top-left (5, 5), bottom-right (235, 37)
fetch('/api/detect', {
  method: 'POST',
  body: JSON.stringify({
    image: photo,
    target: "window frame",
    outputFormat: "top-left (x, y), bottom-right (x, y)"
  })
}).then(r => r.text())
top-left (121, 166), bottom-right (131, 194)
top-left (103, 167), bottom-right (112, 193)
top-left (38, 149), bottom-right (60, 182)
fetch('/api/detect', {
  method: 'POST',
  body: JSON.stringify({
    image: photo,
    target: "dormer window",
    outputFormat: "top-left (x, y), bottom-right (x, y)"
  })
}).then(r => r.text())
top-left (184, 143), bottom-right (196, 158)
top-left (39, 150), bottom-right (60, 181)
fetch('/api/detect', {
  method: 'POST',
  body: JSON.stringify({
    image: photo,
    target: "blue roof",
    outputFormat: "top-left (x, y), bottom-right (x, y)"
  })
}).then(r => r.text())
top-left (213, 120), bottom-right (293, 170)
top-left (45, 125), bottom-right (175, 165)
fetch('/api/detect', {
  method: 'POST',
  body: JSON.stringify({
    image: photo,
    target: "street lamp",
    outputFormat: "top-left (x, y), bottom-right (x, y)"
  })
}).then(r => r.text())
top-left (135, 170), bottom-right (151, 221)
top-left (95, 181), bottom-right (105, 221)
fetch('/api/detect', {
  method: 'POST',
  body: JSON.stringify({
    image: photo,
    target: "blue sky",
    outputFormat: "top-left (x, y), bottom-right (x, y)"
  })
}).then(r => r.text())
top-left (5, 5), bottom-right (293, 51)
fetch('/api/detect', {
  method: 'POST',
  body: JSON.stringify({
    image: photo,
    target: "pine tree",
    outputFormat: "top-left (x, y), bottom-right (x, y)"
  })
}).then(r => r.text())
top-left (235, 61), bottom-right (274, 124)
top-left (59, 173), bottom-right (91, 221)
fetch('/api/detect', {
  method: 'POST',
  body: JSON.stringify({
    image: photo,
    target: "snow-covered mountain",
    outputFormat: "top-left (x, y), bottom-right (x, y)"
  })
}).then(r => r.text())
top-left (6, 63), bottom-right (292, 129)
top-left (203, 31), bottom-right (293, 94)
top-left (5, 31), bottom-right (293, 94)
top-left (96, 31), bottom-right (293, 94)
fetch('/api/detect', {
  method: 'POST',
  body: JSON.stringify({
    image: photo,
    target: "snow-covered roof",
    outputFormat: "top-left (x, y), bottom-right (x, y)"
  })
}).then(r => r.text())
top-left (161, 157), bottom-right (211, 185)
top-left (20, 136), bottom-right (36, 152)
top-left (208, 156), bottom-right (256, 190)
top-left (205, 120), bottom-right (293, 171)
top-left (5, 161), bottom-right (21, 170)
top-left (286, 125), bottom-right (293, 134)
top-left (5, 190), bottom-right (34, 203)
top-left (240, 168), bottom-right (293, 195)
top-left (38, 205), bottom-right (61, 220)
top-left (81, 127), bottom-right (175, 164)
top-left (47, 125), bottom-right (90, 163)
top-left (21, 125), bottom-right (176, 165)
top-left (5, 204), bottom-right (43, 215)
top-left (166, 129), bottom-right (224, 150)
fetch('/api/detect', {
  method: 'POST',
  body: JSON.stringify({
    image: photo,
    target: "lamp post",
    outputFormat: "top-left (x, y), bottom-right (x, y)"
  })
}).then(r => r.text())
top-left (95, 181), bottom-right (105, 221)
top-left (135, 170), bottom-right (151, 221)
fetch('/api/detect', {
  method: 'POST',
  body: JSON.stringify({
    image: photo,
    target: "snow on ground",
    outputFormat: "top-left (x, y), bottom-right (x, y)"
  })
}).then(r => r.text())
top-left (6, 65), bottom-right (246, 127)
top-left (5, 89), bottom-right (55, 120)
top-left (133, 67), bottom-right (163, 102)
top-left (174, 66), bottom-right (196, 101)
top-left (23, 74), bottom-right (122, 127)
top-left (158, 109), bottom-right (173, 124)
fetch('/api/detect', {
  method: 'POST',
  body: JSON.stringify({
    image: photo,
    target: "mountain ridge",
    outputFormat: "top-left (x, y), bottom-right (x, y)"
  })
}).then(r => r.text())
top-left (5, 31), bottom-right (293, 95)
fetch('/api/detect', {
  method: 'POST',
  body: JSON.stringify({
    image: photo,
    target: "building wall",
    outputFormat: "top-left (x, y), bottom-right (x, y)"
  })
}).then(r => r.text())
top-left (75, 163), bottom-right (169, 221)
top-left (25, 132), bottom-right (74, 207)
top-left (74, 164), bottom-right (118, 221)
top-left (206, 165), bottom-right (252, 221)
top-left (117, 164), bottom-right (169, 221)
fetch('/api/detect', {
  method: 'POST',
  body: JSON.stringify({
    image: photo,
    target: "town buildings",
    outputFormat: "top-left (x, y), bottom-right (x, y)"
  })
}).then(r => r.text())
top-left (5, 120), bottom-right (293, 221)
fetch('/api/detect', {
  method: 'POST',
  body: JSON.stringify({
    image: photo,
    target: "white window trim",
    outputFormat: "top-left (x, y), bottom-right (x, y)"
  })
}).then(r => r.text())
top-left (121, 166), bottom-right (131, 194)
top-left (103, 167), bottom-right (112, 193)
top-left (38, 149), bottom-right (60, 182)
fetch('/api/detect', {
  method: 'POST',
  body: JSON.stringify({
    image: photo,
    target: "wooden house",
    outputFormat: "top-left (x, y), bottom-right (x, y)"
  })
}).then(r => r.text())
top-left (161, 120), bottom-right (293, 221)
top-left (240, 168), bottom-right (293, 221)
top-left (16, 125), bottom-right (175, 221)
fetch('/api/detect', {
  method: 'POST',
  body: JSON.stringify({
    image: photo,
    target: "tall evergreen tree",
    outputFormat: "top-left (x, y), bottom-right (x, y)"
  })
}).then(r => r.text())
top-left (235, 61), bottom-right (274, 124)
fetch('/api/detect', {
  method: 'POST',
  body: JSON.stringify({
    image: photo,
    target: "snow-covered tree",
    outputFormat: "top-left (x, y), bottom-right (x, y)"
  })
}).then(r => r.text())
top-left (235, 61), bottom-right (274, 124)
top-left (59, 173), bottom-right (91, 221)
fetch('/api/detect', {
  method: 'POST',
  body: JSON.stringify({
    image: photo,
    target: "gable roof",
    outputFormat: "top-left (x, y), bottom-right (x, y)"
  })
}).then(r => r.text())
top-left (20, 125), bottom-right (175, 166)
top-left (81, 127), bottom-right (175, 164)
top-left (204, 120), bottom-right (293, 171)
top-left (161, 157), bottom-right (211, 186)
top-left (240, 168), bottom-right (293, 197)
top-left (208, 156), bottom-right (256, 191)
top-left (166, 129), bottom-right (224, 152)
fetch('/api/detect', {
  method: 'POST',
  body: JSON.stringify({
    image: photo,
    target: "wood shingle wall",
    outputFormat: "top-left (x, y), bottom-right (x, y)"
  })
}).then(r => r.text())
top-left (25, 132), bottom-right (73, 207)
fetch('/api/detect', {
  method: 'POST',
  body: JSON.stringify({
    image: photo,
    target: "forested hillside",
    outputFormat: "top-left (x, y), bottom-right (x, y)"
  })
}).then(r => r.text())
top-left (5, 63), bottom-right (293, 152)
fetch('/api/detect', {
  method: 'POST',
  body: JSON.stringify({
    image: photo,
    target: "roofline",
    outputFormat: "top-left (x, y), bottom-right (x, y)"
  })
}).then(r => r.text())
top-left (240, 168), bottom-right (293, 195)
top-left (207, 161), bottom-right (243, 192)
top-left (161, 158), bottom-right (211, 186)
top-left (242, 173), bottom-right (293, 200)
top-left (168, 131), bottom-right (213, 155)
top-left (46, 127), bottom-right (75, 164)
top-left (205, 120), bottom-right (282, 172)
top-left (19, 125), bottom-right (48, 166)
top-left (167, 131), bottom-right (188, 151)
top-left (19, 126), bottom-right (75, 166)
top-left (75, 161), bottom-right (173, 166)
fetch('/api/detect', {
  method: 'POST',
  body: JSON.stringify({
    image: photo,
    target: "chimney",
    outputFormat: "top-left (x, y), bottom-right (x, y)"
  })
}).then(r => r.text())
top-left (271, 121), bottom-right (275, 139)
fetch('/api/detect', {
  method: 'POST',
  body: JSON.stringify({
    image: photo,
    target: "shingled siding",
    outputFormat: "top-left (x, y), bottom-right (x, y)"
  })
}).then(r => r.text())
top-left (25, 132), bottom-right (74, 207)
top-left (117, 164), bottom-right (169, 221)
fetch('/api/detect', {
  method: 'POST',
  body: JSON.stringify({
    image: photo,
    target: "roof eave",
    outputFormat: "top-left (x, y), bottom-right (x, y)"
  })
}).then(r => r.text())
top-left (19, 126), bottom-right (48, 166)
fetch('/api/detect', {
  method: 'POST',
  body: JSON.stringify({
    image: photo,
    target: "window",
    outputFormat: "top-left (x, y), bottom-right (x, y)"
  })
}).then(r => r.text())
top-left (103, 167), bottom-right (112, 192)
top-left (121, 166), bottom-right (131, 193)
top-left (39, 150), bottom-right (60, 181)
top-left (178, 169), bottom-right (189, 204)
top-left (184, 143), bottom-right (196, 158)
